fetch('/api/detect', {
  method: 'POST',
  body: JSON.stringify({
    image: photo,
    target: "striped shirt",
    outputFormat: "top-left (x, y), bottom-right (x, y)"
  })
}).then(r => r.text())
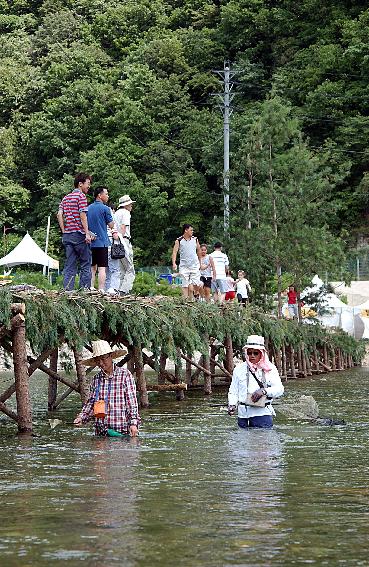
top-left (80, 365), bottom-right (141, 436)
top-left (58, 189), bottom-right (88, 233)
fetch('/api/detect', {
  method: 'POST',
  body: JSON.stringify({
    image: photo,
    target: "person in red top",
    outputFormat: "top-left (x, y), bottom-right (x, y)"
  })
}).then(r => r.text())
top-left (287, 285), bottom-right (298, 320)
top-left (57, 172), bottom-right (92, 290)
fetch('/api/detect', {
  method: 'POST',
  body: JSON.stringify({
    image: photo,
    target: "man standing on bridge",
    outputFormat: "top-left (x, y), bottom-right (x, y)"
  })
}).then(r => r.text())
top-left (57, 172), bottom-right (92, 290)
top-left (172, 223), bottom-right (202, 299)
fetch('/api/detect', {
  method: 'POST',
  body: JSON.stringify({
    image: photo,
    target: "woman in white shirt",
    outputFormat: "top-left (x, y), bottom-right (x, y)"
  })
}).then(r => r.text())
top-left (228, 335), bottom-right (284, 428)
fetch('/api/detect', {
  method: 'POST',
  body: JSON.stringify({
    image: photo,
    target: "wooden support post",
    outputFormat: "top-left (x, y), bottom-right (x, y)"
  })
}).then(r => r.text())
top-left (11, 305), bottom-right (32, 433)
top-left (305, 352), bottom-right (312, 376)
top-left (318, 360), bottom-right (332, 372)
top-left (313, 347), bottom-right (319, 372)
top-left (301, 347), bottom-right (307, 377)
top-left (331, 348), bottom-right (337, 371)
top-left (282, 343), bottom-right (287, 380)
top-left (180, 352), bottom-right (212, 376)
top-left (33, 361), bottom-right (80, 392)
top-left (0, 400), bottom-right (18, 422)
top-left (73, 348), bottom-right (89, 403)
top-left (272, 343), bottom-right (282, 374)
top-left (290, 346), bottom-right (296, 379)
top-left (209, 356), bottom-right (233, 380)
top-left (54, 385), bottom-right (78, 409)
top-left (323, 344), bottom-right (329, 366)
top-left (210, 345), bottom-right (217, 381)
top-left (142, 352), bottom-right (176, 383)
top-left (297, 347), bottom-right (303, 375)
top-left (185, 356), bottom-right (192, 386)
top-left (159, 352), bottom-right (167, 385)
top-left (175, 348), bottom-right (185, 401)
top-left (190, 355), bottom-right (203, 386)
top-left (48, 348), bottom-right (58, 411)
top-left (203, 337), bottom-right (211, 395)
top-left (127, 347), bottom-right (135, 374)
top-left (224, 335), bottom-right (234, 374)
top-left (133, 346), bottom-right (149, 408)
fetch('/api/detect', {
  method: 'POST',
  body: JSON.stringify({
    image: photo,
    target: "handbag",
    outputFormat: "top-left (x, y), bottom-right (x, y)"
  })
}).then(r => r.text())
top-left (93, 380), bottom-right (112, 419)
top-left (243, 366), bottom-right (267, 408)
top-left (111, 240), bottom-right (125, 260)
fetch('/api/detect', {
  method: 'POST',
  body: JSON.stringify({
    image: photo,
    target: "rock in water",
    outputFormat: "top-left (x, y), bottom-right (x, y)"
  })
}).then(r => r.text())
top-left (277, 394), bottom-right (319, 420)
top-left (48, 419), bottom-right (62, 429)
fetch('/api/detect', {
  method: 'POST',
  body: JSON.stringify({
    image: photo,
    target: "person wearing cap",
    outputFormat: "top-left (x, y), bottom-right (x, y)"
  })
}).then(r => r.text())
top-left (73, 340), bottom-right (140, 437)
top-left (114, 194), bottom-right (136, 294)
top-left (228, 335), bottom-right (284, 428)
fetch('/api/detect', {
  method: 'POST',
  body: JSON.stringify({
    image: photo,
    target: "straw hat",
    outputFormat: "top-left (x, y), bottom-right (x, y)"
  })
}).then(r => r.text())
top-left (82, 340), bottom-right (128, 366)
top-left (118, 194), bottom-right (136, 208)
top-left (243, 335), bottom-right (265, 350)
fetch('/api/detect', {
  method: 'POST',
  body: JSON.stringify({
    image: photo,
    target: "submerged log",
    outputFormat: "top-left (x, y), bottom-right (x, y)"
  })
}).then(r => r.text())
top-left (148, 383), bottom-right (187, 391)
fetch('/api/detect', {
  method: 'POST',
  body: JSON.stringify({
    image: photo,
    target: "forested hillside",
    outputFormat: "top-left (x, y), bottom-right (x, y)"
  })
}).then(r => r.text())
top-left (1, 0), bottom-right (368, 293)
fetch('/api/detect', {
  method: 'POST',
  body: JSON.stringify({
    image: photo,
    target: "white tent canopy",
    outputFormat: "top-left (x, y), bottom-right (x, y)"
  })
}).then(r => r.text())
top-left (0, 233), bottom-right (59, 270)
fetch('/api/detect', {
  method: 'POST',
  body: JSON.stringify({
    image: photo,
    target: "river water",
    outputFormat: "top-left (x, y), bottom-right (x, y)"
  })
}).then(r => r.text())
top-left (0, 368), bottom-right (369, 567)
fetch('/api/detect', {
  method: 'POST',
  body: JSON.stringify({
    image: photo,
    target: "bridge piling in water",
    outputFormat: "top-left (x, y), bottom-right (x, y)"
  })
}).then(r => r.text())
top-left (0, 292), bottom-right (362, 433)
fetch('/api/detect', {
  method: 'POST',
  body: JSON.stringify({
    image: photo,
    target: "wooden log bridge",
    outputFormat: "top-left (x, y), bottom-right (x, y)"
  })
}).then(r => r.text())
top-left (0, 291), bottom-right (363, 434)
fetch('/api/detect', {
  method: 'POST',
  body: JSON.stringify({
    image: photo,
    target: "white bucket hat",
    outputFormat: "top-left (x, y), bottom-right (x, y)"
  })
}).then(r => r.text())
top-left (243, 335), bottom-right (265, 350)
top-left (82, 340), bottom-right (128, 366)
top-left (118, 194), bottom-right (136, 208)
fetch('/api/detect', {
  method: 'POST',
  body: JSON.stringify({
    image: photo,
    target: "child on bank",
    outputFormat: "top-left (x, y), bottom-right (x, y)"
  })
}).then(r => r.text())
top-left (235, 270), bottom-right (251, 305)
top-left (225, 271), bottom-right (236, 301)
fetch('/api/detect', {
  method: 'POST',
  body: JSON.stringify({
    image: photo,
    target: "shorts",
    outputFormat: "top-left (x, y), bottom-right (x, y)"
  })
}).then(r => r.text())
top-left (91, 247), bottom-right (108, 268)
top-left (200, 276), bottom-right (212, 288)
top-left (179, 266), bottom-right (202, 287)
top-left (238, 415), bottom-right (273, 428)
top-left (225, 290), bottom-right (236, 301)
top-left (237, 293), bottom-right (248, 305)
top-left (288, 304), bottom-right (298, 318)
top-left (211, 279), bottom-right (228, 294)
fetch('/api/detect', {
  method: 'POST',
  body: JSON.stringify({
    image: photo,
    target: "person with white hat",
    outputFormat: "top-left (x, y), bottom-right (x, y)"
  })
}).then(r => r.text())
top-left (114, 194), bottom-right (136, 294)
top-left (228, 335), bottom-right (284, 428)
top-left (73, 340), bottom-right (140, 437)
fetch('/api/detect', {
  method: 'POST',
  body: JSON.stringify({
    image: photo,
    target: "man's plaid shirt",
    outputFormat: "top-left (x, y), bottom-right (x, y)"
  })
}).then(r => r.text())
top-left (80, 365), bottom-right (141, 436)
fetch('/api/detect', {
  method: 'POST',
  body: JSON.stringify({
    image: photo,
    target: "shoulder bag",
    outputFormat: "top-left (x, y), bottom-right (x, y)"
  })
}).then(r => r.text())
top-left (244, 366), bottom-right (267, 408)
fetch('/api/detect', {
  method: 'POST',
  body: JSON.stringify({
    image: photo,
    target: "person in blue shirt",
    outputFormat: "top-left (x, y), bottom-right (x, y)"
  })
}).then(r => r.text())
top-left (87, 186), bottom-right (118, 291)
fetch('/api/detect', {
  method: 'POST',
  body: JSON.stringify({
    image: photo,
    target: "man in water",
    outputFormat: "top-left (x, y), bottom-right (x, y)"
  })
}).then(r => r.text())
top-left (228, 335), bottom-right (284, 428)
top-left (73, 340), bottom-right (140, 437)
